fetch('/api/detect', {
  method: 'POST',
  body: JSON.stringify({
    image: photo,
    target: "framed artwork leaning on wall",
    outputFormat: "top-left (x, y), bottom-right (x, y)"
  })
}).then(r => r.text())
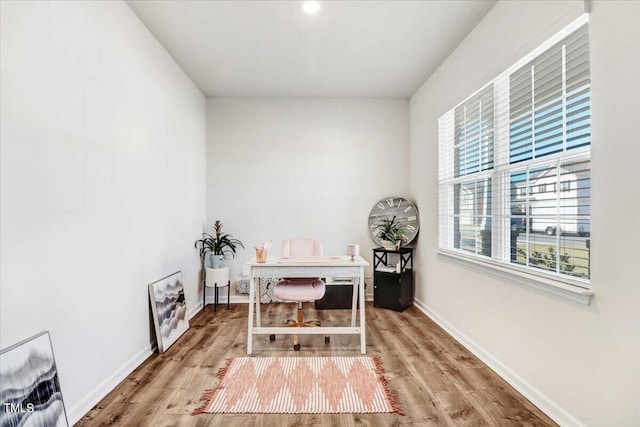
top-left (149, 271), bottom-right (190, 353)
top-left (0, 331), bottom-right (69, 427)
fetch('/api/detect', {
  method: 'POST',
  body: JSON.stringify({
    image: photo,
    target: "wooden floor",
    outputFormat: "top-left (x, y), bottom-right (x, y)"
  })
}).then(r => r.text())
top-left (77, 303), bottom-right (557, 426)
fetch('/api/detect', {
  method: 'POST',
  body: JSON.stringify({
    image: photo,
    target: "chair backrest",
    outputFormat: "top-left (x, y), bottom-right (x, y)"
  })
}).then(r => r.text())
top-left (281, 239), bottom-right (323, 257)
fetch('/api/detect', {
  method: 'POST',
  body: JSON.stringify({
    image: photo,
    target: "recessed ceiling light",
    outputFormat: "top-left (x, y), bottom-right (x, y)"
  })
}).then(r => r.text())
top-left (302, 1), bottom-right (320, 14)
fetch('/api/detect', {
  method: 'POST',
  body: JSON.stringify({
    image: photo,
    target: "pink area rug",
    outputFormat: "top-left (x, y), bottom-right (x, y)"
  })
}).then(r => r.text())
top-left (192, 356), bottom-right (403, 415)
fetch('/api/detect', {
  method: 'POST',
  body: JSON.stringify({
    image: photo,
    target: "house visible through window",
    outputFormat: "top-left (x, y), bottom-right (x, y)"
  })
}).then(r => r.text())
top-left (438, 16), bottom-right (591, 284)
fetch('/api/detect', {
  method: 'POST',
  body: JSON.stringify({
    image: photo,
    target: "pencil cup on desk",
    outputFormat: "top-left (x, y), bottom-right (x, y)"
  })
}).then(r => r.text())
top-left (255, 247), bottom-right (267, 263)
top-left (255, 241), bottom-right (271, 263)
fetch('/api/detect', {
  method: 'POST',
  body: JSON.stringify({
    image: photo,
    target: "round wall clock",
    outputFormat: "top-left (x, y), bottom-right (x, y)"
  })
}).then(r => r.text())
top-left (368, 196), bottom-right (420, 247)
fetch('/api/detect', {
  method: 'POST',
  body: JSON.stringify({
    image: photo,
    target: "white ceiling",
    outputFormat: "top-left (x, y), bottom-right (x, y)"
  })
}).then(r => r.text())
top-left (126, 0), bottom-right (496, 98)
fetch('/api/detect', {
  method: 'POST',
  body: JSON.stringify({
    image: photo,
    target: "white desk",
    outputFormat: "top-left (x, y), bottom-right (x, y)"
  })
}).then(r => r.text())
top-left (246, 255), bottom-right (369, 354)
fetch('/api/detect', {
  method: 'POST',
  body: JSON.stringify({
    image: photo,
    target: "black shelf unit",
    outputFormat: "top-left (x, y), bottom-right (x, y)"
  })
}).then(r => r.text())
top-left (373, 247), bottom-right (413, 311)
top-left (315, 278), bottom-right (361, 310)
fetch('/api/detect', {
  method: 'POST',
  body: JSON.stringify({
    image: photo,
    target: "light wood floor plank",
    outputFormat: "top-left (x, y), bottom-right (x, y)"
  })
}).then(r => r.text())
top-left (77, 303), bottom-right (556, 426)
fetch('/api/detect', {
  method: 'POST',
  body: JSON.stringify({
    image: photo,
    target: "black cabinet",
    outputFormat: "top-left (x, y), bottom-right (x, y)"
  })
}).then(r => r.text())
top-left (373, 247), bottom-right (413, 311)
top-left (316, 278), bottom-right (361, 310)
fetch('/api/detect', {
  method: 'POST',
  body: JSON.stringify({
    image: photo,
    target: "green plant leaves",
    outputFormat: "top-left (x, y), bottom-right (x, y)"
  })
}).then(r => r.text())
top-left (194, 222), bottom-right (245, 259)
top-left (378, 216), bottom-right (404, 243)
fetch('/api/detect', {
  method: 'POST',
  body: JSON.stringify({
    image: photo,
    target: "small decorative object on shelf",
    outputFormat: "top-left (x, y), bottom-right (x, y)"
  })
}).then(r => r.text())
top-left (194, 220), bottom-right (244, 269)
top-left (346, 244), bottom-right (359, 261)
top-left (373, 247), bottom-right (414, 311)
top-left (381, 240), bottom-right (396, 251)
top-left (378, 217), bottom-right (403, 250)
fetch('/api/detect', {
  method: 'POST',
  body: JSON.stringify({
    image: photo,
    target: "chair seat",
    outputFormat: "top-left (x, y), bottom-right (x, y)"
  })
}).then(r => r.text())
top-left (274, 278), bottom-right (326, 301)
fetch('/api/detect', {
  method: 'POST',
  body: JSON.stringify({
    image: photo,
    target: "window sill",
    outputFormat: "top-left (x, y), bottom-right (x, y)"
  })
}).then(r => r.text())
top-left (435, 249), bottom-right (594, 305)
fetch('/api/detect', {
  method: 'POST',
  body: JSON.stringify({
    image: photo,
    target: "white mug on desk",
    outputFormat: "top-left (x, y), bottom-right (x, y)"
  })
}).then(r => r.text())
top-left (346, 244), bottom-right (359, 261)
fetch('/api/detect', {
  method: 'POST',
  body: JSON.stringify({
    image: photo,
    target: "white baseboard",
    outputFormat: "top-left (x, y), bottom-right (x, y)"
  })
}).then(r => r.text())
top-left (66, 343), bottom-right (154, 425)
top-left (68, 302), bottom-right (204, 424)
top-left (204, 294), bottom-right (249, 305)
top-left (412, 297), bottom-right (585, 427)
top-left (188, 301), bottom-right (203, 318)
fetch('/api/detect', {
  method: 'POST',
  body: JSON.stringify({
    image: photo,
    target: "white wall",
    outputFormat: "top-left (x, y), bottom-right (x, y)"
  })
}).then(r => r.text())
top-left (207, 98), bottom-right (409, 295)
top-left (0, 1), bottom-right (206, 423)
top-left (409, 1), bottom-right (640, 426)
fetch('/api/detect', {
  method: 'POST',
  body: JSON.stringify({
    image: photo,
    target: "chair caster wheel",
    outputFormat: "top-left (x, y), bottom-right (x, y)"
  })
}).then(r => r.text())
top-left (293, 344), bottom-right (301, 351)
top-left (324, 336), bottom-right (330, 343)
top-left (269, 334), bottom-right (276, 342)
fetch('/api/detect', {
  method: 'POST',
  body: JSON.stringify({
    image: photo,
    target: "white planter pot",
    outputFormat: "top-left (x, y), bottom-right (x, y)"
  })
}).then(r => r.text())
top-left (210, 254), bottom-right (224, 269)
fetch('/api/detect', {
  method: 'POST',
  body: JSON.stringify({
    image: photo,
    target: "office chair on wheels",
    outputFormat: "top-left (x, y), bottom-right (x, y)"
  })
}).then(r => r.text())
top-left (271, 239), bottom-right (330, 351)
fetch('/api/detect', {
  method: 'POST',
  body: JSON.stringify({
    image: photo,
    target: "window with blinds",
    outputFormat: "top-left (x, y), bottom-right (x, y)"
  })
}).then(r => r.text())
top-left (455, 85), bottom-right (494, 177)
top-left (509, 24), bottom-right (590, 163)
top-left (438, 16), bottom-right (591, 284)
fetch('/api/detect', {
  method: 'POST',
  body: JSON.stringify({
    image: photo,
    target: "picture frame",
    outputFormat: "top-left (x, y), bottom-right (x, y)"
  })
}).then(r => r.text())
top-left (148, 271), bottom-right (189, 353)
top-left (0, 331), bottom-right (69, 427)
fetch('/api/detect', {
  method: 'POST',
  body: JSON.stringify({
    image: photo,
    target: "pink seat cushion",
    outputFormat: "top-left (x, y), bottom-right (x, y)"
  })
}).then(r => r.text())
top-left (275, 239), bottom-right (325, 301)
top-left (274, 278), bottom-right (326, 301)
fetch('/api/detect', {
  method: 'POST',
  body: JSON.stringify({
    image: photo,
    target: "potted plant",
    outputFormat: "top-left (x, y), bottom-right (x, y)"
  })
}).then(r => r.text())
top-left (195, 220), bottom-right (244, 269)
top-left (378, 216), bottom-right (404, 250)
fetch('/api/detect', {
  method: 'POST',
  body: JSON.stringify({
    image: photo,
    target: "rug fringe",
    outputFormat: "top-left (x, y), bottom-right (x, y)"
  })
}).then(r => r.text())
top-left (216, 357), bottom-right (234, 379)
top-left (191, 358), bottom-right (234, 416)
top-left (372, 355), bottom-right (405, 416)
top-left (191, 387), bottom-right (218, 415)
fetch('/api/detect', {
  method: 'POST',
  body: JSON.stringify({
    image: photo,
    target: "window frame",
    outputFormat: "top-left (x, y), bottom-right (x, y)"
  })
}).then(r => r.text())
top-left (437, 15), bottom-right (593, 304)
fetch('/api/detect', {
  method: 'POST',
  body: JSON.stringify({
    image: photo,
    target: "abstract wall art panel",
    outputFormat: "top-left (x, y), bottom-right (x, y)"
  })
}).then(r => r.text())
top-left (0, 331), bottom-right (69, 427)
top-left (149, 271), bottom-right (189, 353)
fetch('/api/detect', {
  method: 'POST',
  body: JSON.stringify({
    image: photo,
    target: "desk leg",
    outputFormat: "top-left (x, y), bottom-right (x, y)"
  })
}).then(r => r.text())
top-left (351, 276), bottom-right (358, 327)
top-left (359, 269), bottom-right (366, 354)
top-left (255, 277), bottom-right (261, 328)
top-left (247, 274), bottom-right (255, 355)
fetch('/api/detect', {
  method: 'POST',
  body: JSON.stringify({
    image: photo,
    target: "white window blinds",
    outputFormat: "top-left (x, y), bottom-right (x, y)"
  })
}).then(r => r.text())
top-left (509, 23), bottom-right (590, 163)
top-left (455, 84), bottom-right (494, 176)
top-left (438, 16), bottom-right (591, 284)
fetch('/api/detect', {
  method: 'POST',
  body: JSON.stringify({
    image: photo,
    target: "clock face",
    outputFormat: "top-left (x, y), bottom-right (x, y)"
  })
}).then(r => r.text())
top-left (368, 196), bottom-right (420, 246)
